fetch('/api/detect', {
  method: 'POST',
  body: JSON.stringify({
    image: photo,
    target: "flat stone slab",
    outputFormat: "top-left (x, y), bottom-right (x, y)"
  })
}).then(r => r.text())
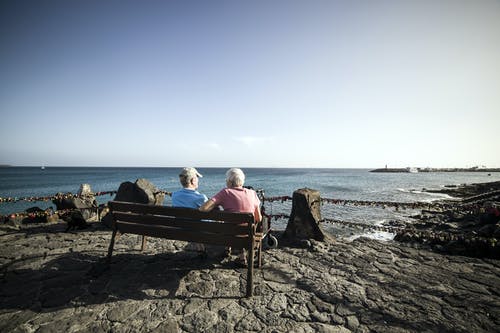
top-left (1, 222), bottom-right (499, 332)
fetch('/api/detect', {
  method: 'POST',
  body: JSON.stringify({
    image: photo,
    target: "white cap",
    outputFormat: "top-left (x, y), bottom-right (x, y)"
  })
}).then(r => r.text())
top-left (179, 167), bottom-right (203, 178)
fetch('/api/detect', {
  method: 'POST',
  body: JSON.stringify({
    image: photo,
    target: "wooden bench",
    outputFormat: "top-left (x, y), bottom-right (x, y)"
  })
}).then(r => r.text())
top-left (106, 201), bottom-right (263, 297)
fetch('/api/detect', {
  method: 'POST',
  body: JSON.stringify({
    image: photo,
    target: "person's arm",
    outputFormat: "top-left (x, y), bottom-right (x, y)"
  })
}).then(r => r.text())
top-left (254, 205), bottom-right (262, 223)
top-left (199, 199), bottom-right (217, 212)
top-left (253, 191), bottom-right (262, 222)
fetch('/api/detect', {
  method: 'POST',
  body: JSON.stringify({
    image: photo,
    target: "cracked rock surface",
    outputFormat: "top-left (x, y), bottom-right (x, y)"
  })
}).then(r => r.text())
top-left (1, 222), bottom-right (499, 332)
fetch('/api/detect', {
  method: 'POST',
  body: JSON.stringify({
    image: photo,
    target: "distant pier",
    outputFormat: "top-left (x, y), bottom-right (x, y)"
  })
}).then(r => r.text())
top-left (371, 167), bottom-right (500, 173)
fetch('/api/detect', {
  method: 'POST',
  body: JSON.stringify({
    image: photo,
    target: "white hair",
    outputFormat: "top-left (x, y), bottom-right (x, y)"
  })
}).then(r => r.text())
top-left (225, 168), bottom-right (245, 187)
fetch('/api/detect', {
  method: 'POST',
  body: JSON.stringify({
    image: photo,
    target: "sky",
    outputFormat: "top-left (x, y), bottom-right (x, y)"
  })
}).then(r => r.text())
top-left (1, 0), bottom-right (499, 168)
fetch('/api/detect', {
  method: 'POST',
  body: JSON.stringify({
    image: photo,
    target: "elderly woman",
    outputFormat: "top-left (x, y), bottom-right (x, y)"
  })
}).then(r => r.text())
top-left (200, 168), bottom-right (261, 220)
top-left (200, 168), bottom-right (262, 265)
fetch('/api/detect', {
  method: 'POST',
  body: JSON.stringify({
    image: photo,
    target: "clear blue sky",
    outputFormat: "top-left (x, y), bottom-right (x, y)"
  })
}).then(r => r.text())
top-left (1, 0), bottom-right (499, 168)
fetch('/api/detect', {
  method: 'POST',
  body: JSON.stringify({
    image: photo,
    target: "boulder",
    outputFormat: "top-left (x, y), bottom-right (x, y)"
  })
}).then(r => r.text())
top-left (3, 207), bottom-right (56, 228)
top-left (60, 210), bottom-right (90, 232)
top-left (101, 178), bottom-right (165, 228)
top-left (284, 188), bottom-right (330, 242)
top-left (114, 178), bottom-right (165, 205)
top-left (23, 206), bottom-right (49, 223)
top-left (52, 183), bottom-right (98, 221)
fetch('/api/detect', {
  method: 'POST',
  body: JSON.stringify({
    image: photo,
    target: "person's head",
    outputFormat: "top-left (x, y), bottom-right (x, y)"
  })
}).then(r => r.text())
top-left (225, 168), bottom-right (245, 188)
top-left (179, 167), bottom-right (203, 189)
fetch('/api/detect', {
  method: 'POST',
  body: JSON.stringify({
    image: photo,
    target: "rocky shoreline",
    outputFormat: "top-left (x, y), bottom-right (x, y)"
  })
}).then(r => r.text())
top-left (1, 224), bottom-right (499, 331)
top-left (1, 181), bottom-right (500, 332)
top-left (391, 181), bottom-right (500, 259)
top-left (423, 181), bottom-right (500, 199)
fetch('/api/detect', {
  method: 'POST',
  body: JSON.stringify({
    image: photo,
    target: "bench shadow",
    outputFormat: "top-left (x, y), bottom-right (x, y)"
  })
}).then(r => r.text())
top-left (0, 221), bottom-right (109, 237)
top-left (0, 250), bottom-right (241, 312)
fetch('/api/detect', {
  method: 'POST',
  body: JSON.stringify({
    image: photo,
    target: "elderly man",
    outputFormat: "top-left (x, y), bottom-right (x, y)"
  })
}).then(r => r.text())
top-left (171, 167), bottom-right (208, 208)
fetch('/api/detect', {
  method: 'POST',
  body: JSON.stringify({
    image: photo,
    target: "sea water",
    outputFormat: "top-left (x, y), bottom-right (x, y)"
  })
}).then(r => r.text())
top-left (1, 167), bottom-right (499, 239)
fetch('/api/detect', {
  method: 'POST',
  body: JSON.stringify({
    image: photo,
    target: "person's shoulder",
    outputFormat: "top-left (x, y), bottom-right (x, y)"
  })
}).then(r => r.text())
top-left (196, 191), bottom-right (207, 198)
top-left (213, 188), bottom-right (230, 198)
top-left (173, 188), bottom-right (187, 194)
top-left (243, 187), bottom-right (257, 195)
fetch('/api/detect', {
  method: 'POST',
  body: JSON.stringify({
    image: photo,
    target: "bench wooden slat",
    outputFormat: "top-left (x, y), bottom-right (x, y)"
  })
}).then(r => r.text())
top-left (109, 201), bottom-right (254, 223)
top-left (115, 221), bottom-right (250, 248)
top-left (113, 212), bottom-right (250, 235)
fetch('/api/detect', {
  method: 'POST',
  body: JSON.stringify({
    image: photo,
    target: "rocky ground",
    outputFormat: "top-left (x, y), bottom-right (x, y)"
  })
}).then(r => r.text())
top-left (392, 181), bottom-right (500, 259)
top-left (423, 181), bottom-right (500, 199)
top-left (1, 221), bottom-right (499, 333)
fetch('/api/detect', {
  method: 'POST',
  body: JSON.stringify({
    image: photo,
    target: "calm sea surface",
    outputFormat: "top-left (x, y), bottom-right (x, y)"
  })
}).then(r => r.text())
top-left (2, 167), bottom-right (499, 237)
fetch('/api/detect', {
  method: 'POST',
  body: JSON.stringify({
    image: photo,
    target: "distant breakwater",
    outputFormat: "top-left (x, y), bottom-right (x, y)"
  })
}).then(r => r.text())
top-left (371, 167), bottom-right (500, 173)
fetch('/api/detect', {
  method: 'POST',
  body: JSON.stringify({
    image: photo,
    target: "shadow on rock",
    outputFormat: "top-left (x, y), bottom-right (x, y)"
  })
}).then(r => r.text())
top-left (0, 221), bottom-right (109, 237)
top-left (290, 238), bottom-right (489, 333)
top-left (0, 250), bottom-right (225, 312)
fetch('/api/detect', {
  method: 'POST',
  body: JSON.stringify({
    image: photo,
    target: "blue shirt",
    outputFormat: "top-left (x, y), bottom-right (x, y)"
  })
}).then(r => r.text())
top-left (171, 188), bottom-right (208, 209)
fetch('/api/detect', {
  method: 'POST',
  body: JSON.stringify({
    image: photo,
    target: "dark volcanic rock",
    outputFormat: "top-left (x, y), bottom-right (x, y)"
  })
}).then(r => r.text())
top-left (60, 210), bottom-right (90, 232)
top-left (0, 223), bottom-right (499, 332)
top-left (284, 188), bottom-right (330, 242)
top-left (23, 207), bottom-right (49, 223)
top-left (396, 181), bottom-right (500, 258)
top-left (101, 178), bottom-right (165, 228)
top-left (114, 178), bottom-right (165, 205)
top-left (52, 184), bottom-right (98, 221)
top-left (424, 180), bottom-right (500, 199)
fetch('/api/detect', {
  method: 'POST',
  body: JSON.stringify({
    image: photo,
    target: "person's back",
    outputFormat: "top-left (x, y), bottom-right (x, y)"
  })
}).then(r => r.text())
top-left (199, 168), bottom-right (262, 266)
top-left (210, 187), bottom-right (259, 214)
top-left (200, 168), bottom-right (261, 221)
top-left (172, 167), bottom-right (209, 255)
top-left (171, 167), bottom-right (208, 209)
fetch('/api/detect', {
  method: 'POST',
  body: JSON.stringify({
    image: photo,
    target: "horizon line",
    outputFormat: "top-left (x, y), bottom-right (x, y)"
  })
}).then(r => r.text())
top-left (2, 165), bottom-right (500, 170)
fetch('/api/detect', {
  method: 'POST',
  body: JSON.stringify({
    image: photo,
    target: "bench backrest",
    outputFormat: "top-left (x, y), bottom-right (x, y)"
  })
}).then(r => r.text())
top-left (108, 201), bottom-right (256, 248)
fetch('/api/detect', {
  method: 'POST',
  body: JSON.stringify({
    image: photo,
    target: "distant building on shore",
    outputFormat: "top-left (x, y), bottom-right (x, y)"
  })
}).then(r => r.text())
top-left (371, 166), bottom-right (500, 173)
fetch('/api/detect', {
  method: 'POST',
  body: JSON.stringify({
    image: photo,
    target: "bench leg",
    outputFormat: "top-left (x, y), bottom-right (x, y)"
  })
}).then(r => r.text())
top-left (246, 242), bottom-right (255, 297)
top-left (141, 235), bottom-right (147, 251)
top-left (107, 229), bottom-right (118, 263)
top-left (257, 241), bottom-right (262, 268)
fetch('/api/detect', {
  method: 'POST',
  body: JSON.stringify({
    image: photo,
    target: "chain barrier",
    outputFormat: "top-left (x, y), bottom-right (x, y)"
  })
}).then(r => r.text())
top-left (265, 213), bottom-right (402, 234)
top-left (255, 189), bottom-right (499, 246)
top-left (2, 206), bottom-right (100, 220)
top-left (2, 186), bottom-right (498, 236)
top-left (266, 213), bottom-right (291, 221)
top-left (3, 185), bottom-right (498, 207)
top-left (320, 217), bottom-right (401, 233)
top-left (264, 213), bottom-right (497, 246)
top-left (261, 195), bottom-right (293, 203)
top-left (260, 194), bottom-right (500, 213)
top-left (0, 190), bottom-right (174, 204)
top-left (0, 191), bottom-right (118, 203)
top-left (0, 190), bottom-right (173, 219)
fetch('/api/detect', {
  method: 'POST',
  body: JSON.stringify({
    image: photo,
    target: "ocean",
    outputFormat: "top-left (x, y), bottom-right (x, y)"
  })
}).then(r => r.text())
top-left (2, 167), bottom-right (499, 239)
